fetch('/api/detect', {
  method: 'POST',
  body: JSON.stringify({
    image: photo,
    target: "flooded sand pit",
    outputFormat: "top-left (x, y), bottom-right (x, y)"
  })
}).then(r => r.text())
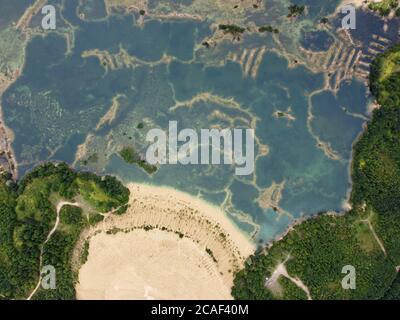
top-left (75, 183), bottom-right (254, 300)
top-left (2, 0), bottom-right (372, 242)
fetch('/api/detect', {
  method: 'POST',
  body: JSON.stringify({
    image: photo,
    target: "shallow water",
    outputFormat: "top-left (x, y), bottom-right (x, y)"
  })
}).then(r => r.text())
top-left (0, 0), bottom-right (34, 28)
top-left (2, 0), bottom-right (373, 241)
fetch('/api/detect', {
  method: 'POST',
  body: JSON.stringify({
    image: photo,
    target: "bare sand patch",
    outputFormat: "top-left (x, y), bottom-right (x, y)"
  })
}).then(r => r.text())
top-left (265, 257), bottom-right (312, 300)
top-left (95, 94), bottom-right (125, 131)
top-left (75, 183), bottom-right (255, 300)
top-left (257, 181), bottom-right (286, 210)
top-left (76, 229), bottom-right (232, 300)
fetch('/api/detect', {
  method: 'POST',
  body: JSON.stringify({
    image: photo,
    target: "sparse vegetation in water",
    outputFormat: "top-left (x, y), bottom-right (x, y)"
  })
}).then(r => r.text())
top-left (287, 4), bottom-right (305, 18)
top-left (219, 24), bottom-right (245, 34)
top-left (87, 153), bottom-right (98, 163)
top-left (81, 153), bottom-right (99, 166)
top-left (118, 146), bottom-right (158, 175)
top-left (320, 17), bottom-right (329, 24)
top-left (202, 41), bottom-right (210, 48)
top-left (258, 25), bottom-right (279, 33)
top-left (219, 24), bottom-right (245, 40)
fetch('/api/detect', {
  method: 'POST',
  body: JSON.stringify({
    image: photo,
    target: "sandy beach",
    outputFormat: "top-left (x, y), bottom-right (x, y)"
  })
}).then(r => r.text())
top-left (75, 183), bottom-right (255, 300)
top-left (340, 0), bottom-right (367, 7)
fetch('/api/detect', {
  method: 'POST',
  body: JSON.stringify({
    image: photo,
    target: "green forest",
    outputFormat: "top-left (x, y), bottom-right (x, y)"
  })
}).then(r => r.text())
top-left (0, 163), bottom-right (129, 299)
top-left (232, 45), bottom-right (400, 300)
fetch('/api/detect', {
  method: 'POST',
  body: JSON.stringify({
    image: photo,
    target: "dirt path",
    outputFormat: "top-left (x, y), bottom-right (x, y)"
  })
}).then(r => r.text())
top-left (361, 217), bottom-right (387, 257)
top-left (265, 256), bottom-right (312, 300)
top-left (27, 201), bottom-right (81, 300)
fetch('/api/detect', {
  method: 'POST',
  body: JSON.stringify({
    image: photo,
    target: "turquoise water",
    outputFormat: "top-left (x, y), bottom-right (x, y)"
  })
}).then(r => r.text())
top-left (2, 0), bottom-right (371, 242)
top-left (77, 0), bottom-right (107, 21)
top-left (300, 30), bottom-right (334, 51)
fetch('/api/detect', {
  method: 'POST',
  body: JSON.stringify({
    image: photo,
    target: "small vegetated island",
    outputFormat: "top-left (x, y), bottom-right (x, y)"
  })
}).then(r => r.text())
top-left (0, 163), bottom-right (129, 299)
top-left (258, 25), bottom-right (279, 34)
top-left (232, 45), bottom-right (400, 300)
top-left (218, 24), bottom-right (246, 41)
top-left (287, 5), bottom-right (305, 18)
top-left (118, 146), bottom-right (158, 175)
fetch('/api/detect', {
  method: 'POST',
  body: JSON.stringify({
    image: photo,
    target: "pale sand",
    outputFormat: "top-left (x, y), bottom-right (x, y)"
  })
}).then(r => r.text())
top-left (334, 0), bottom-right (367, 15)
top-left (76, 229), bottom-right (232, 300)
top-left (341, 0), bottom-right (367, 7)
top-left (75, 183), bottom-right (255, 300)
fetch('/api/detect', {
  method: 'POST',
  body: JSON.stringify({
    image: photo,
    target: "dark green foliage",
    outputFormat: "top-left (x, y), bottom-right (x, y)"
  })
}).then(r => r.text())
top-left (218, 24), bottom-right (246, 40)
top-left (0, 174), bottom-right (32, 298)
top-left (96, 174), bottom-right (130, 205)
top-left (80, 241), bottom-right (90, 265)
top-left (60, 205), bottom-right (84, 225)
top-left (114, 203), bottom-right (129, 215)
top-left (219, 24), bottom-right (245, 34)
top-left (0, 163), bottom-right (130, 299)
top-left (369, 44), bottom-right (400, 109)
top-left (383, 273), bottom-right (400, 299)
top-left (258, 25), bottom-right (279, 33)
top-left (232, 254), bottom-right (275, 299)
top-left (137, 122), bottom-right (144, 129)
top-left (33, 231), bottom-right (78, 300)
top-left (287, 5), bottom-right (305, 18)
top-left (320, 17), bottom-right (329, 24)
top-left (233, 213), bottom-right (397, 300)
top-left (73, 171), bottom-right (130, 212)
top-left (118, 146), bottom-right (158, 175)
top-left (351, 107), bottom-right (400, 215)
